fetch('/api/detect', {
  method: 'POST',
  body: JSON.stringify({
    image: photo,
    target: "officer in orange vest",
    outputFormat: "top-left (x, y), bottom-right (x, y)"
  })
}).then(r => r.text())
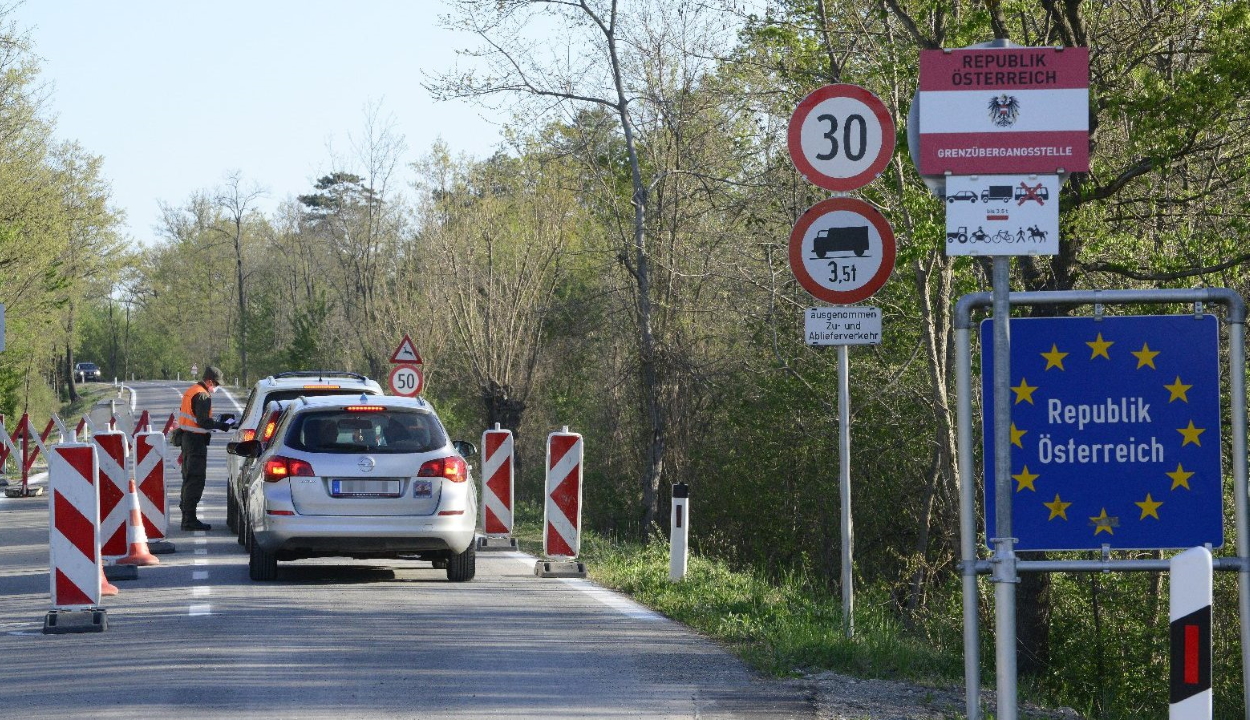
top-left (178, 366), bottom-right (235, 531)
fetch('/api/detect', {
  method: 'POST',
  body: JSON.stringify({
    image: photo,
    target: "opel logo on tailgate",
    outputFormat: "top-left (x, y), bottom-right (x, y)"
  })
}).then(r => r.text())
top-left (357, 456), bottom-right (376, 473)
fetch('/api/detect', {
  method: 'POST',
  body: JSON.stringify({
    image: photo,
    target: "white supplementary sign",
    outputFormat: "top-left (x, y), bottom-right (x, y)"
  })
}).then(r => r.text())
top-left (789, 197), bottom-right (896, 305)
top-left (944, 174), bottom-right (1059, 256)
top-left (805, 306), bottom-right (882, 346)
top-left (388, 364), bottom-right (423, 397)
top-left (788, 84), bottom-right (895, 192)
top-left (918, 47), bottom-right (1089, 175)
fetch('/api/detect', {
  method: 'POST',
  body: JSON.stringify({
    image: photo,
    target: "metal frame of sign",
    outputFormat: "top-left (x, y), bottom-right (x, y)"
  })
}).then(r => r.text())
top-left (952, 287), bottom-right (1250, 720)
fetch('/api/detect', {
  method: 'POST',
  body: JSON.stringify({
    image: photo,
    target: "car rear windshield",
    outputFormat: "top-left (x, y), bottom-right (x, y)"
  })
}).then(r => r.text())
top-left (286, 410), bottom-right (447, 454)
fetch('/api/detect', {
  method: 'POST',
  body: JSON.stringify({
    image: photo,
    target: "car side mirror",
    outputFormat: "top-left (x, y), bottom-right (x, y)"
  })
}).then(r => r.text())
top-left (452, 439), bottom-right (477, 460)
top-left (228, 439), bottom-right (262, 458)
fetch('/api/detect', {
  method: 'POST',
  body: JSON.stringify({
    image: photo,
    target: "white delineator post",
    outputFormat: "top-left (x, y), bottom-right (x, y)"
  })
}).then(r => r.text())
top-left (669, 483), bottom-right (689, 582)
top-left (536, 426), bottom-right (586, 578)
top-left (45, 443), bottom-right (108, 633)
top-left (478, 424), bottom-right (516, 550)
top-left (1170, 546), bottom-right (1213, 719)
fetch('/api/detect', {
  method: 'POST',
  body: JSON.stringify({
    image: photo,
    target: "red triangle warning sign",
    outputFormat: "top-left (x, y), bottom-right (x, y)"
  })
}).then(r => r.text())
top-left (389, 334), bottom-right (423, 364)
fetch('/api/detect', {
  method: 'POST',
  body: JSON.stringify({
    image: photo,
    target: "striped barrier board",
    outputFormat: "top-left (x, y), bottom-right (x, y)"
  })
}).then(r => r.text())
top-left (481, 427), bottom-right (514, 536)
top-left (133, 432), bottom-right (169, 541)
top-left (93, 431), bottom-right (130, 560)
top-left (1170, 546), bottom-right (1213, 719)
top-left (47, 444), bottom-right (102, 609)
top-left (543, 428), bottom-right (583, 560)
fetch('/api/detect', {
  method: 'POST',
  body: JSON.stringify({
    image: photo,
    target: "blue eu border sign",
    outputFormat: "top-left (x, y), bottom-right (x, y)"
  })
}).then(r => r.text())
top-left (981, 314), bottom-right (1223, 551)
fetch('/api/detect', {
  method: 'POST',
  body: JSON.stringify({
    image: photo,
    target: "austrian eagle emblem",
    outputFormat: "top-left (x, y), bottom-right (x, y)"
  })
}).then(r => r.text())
top-left (987, 94), bottom-right (1021, 127)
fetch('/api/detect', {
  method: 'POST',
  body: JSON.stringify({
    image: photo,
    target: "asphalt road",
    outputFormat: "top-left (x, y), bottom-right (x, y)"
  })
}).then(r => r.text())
top-left (0, 381), bottom-right (815, 719)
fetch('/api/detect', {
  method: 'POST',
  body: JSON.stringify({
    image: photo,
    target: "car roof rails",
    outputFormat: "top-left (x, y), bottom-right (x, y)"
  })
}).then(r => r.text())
top-left (270, 370), bottom-right (370, 382)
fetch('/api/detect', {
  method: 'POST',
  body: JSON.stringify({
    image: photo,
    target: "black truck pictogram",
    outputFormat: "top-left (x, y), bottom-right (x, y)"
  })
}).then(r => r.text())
top-left (813, 226), bottom-right (869, 258)
top-left (981, 185), bottom-right (1013, 202)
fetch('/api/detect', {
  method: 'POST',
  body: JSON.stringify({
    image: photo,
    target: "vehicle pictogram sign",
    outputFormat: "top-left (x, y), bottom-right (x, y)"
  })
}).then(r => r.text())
top-left (981, 314), bottom-right (1222, 551)
top-left (389, 334), bottom-right (423, 365)
top-left (789, 197), bottom-right (895, 305)
top-left (945, 174), bottom-right (1058, 256)
top-left (788, 84), bottom-right (896, 192)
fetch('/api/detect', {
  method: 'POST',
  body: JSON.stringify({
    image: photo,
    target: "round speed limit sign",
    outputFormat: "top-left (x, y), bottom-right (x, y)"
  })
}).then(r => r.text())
top-left (389, 364), bottom-right (424, 397)
top-left (788, 84), bottom-right (895, 192)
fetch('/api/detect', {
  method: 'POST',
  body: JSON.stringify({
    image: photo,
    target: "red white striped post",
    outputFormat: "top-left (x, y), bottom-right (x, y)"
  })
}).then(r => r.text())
top-left (93, 432), bottom-right (133, 572)
top-left (478, 424), bottom-right (517, 550)
top-left (132, 431), bottom-right (172, 552)
top-left (537, 427), bottom-right (586, 578)
top-left (1170, 546), bottom-right (1213, 719)
top-left (45, 443), bottom-right (108, 633)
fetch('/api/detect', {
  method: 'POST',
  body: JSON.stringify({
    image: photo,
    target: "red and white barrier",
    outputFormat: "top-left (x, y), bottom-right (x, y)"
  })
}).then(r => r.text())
top-left (133, 432), bottom-right (169, 541)
top-left (93, 431), bottom-right (130, 560)
top-left (1170, 546), bottom-right (1213, 719)
top-left (543, 427), bottom-right (583, 559)
top-left (48, 444), bottom-right (102, 608)
top-left (481, 426), bottom-right (514, 536)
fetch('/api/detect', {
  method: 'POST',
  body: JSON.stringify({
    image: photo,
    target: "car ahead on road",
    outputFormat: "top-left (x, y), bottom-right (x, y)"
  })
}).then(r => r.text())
top-left (228, 394), bottom-right (479, 582)
top-left (225, 371), bottom-right (384, 537)
top-left (74, 362), bottom-right (101, 382)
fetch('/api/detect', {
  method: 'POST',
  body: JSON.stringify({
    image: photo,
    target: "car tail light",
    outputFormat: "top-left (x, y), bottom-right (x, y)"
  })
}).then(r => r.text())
top-left (346, 405), bottom-right (384, 412)
top-left (261, 411), bottom-right (281, 442)
top-left (418, 456), bottom-right (467, 483)
top-left (303, 384), bottom-right (340, 390)
top-left (263, 456), bottom-right (315, 482)
top-left (241, 428), bottom-right (257, 442)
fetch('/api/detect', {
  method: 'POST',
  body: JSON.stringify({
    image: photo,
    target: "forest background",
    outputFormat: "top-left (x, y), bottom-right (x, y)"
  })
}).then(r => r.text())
top-left (2, 1), bottom-right (1249, 717)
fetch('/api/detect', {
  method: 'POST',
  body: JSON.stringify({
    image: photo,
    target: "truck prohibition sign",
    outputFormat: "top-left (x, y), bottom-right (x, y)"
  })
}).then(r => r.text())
top-left (789, 197), bottom-right (896, 305)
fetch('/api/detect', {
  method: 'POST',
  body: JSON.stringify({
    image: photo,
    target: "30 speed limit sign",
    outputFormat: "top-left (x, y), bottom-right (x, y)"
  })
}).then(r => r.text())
top-left (788, 84), bottom-right (895, 192)
top-left (389, 364), bottom-right (424, 397)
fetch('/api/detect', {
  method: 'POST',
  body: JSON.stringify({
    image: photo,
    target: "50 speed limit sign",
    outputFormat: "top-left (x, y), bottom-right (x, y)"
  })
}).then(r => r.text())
top-left (788, 84), bottom-right (895, 192)
top-left (389, 363), bottom-right (424, 397)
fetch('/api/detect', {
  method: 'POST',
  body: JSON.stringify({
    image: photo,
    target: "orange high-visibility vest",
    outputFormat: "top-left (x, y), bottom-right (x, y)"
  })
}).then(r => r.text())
top-left (179, 384), bottom-right (211, 434)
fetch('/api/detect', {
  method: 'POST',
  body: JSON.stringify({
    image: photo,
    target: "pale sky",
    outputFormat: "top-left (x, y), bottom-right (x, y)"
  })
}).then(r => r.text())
top-left (11, 1), bottom-right (505, 244)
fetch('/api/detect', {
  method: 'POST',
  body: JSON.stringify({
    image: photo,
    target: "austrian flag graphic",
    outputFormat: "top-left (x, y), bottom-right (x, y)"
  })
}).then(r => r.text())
top-left (981, 315), bottom-right (1223, 551)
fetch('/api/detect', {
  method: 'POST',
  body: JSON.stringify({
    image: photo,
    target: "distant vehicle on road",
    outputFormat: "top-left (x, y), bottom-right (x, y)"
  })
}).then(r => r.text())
top-left (74, 362), bottom-right (101, 382)
top-left (813, 226), bottom-right (869, 257)
top-left (947, 190), bottom-right (977, 203)
top-left (228, 394), bottom-right (479, 582)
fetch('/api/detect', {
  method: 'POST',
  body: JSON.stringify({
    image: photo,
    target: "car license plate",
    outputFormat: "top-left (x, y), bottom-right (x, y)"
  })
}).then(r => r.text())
top-left (330, 479), bottom-right (401, 497)
top-left (413, 479), bottom-right (432, 498)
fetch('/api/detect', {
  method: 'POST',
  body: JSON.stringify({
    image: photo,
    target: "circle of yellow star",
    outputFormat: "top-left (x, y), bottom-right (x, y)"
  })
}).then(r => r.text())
top-left (1041, 344), bottom-right (1068, 371)
top-left (1011, 378), bottom-right (1038, 405)
top-left (1177, 421), bottom-right (1205, 447)
top-left (1010, 422), bottom-right (1027, 448)
top-left (1013, 466), bottom-right (1039, 492)
top-left (1135, 494), bottom-right (1163, 520)
top-left (1132, 342), bottom-right (1160, 369)
top-left (1086, 333), bottom-right (1114, 360)
top-left (1044, 494), bottom-right (1071, 521)
top-left (1167, 463), bottom-right (1194, 490)
top-left (1164, 376), bottom-right (1192, 403)
top-left (1089, 508), bottom-right (1116, 535)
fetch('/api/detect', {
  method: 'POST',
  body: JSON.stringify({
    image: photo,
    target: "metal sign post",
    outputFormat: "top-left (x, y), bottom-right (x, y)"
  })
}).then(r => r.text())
top-left (787, 84), bottom-right (897, 640)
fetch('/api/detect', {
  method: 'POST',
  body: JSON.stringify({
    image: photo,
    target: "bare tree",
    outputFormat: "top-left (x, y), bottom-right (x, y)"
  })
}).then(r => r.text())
top-left (214, 171), bottom-right (266, 385)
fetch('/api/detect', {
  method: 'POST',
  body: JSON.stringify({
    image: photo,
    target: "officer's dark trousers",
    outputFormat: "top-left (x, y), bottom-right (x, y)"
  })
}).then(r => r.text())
top-left (179, 433), bottom-right (210, 521)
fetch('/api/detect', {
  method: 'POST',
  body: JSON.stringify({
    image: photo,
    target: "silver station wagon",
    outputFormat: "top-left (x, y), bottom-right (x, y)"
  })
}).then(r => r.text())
top-left (228, 395), bottom-right (478, 582)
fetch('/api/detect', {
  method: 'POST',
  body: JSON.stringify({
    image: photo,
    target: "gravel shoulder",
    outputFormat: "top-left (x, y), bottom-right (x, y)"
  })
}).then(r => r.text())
top-left (799, 671), bottom-right (1086, 720)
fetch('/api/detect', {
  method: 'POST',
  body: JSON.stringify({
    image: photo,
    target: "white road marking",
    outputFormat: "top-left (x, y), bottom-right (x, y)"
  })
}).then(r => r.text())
top-left (192, 586), bottom-right (211, 597)
top-left (505, 551), bottom-right (663, 622)
top-left (192, 571), bottom-right (208, 580)
top-left (189, 604), bottom-right (212, 616)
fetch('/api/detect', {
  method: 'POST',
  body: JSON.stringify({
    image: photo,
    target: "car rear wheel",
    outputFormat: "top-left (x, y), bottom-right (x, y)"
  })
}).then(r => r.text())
top-left (225, 490), bottom-right (238, 534)
top-left (446, 545), bottom-right (476, 582)
top-left (248, 527), bottom-right (277, 581)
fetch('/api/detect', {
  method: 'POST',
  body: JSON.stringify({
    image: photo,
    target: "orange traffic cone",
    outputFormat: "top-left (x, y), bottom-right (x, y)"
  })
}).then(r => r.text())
top-left (99, 557), bottom-right (118, 597)
top-left (116, 478), bottom-right (159, 566)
